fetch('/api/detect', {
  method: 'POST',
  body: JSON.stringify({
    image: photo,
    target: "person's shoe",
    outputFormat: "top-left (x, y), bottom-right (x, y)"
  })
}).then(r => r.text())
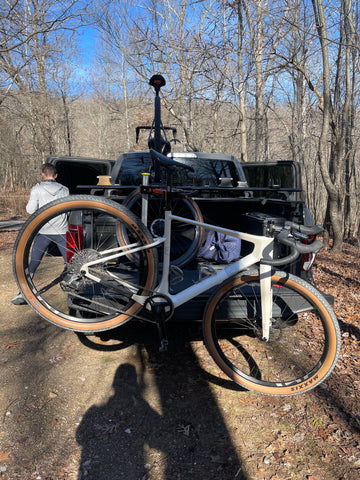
top-left (11, 292), bottom-right (27, 305)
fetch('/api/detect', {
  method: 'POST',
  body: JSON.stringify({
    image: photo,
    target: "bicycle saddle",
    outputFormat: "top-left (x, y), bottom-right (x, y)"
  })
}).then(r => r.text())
top-left (150, 149), bottom-right (194, 172)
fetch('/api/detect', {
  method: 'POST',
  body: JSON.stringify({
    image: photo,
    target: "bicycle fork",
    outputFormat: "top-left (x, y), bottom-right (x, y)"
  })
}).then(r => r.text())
top-left (259, 263), bottom-right (273, 342)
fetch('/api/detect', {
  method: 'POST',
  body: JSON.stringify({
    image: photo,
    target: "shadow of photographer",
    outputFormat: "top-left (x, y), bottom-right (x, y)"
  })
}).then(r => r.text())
top-left (76, 323), bottom-right (248, 479)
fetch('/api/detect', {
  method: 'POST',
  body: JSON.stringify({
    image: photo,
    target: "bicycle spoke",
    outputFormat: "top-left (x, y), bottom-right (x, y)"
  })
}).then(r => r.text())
top-left (13, 196), bottom-right (158, 332)
top-left (203, 270), bottom-right (341, 395)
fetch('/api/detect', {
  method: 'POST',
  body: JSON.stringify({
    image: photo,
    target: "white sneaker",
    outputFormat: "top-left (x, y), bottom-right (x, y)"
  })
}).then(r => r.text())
top-left (11, 292), bottom-right (27, 305)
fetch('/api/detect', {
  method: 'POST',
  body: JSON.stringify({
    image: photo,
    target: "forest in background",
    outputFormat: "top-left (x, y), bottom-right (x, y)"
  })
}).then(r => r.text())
top-left (1, 0), bottom-right (360, 250)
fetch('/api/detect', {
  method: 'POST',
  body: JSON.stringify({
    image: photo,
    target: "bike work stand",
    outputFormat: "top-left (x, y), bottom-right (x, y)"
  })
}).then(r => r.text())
top-left (137, 75), bottom-right (180, 351)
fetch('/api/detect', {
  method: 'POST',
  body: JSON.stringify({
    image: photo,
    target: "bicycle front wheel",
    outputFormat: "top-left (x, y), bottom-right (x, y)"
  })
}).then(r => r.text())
top-left (203, 270), bottom-right (341, 396)
top-left (13, 195), bottom-right (158, 332)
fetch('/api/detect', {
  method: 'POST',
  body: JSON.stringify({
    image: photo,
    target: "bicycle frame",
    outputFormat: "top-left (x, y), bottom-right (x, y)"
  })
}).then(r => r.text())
top-left (157, 210), bottom-right (274, 341)
top-left (83, 208), bottom-right (276, 341)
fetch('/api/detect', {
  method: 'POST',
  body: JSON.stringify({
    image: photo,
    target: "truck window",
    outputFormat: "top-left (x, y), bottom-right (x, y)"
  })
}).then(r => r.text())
top-left (173, 158), bottom-right (241, 187)
top-left (116, 156), bottom-right (152, 185)
top-left (116, 155), bottom-right (242, 187)
top-left (52, 160), bottom-right (112, 194)
top-left (242, 162), bottom-right (302, 200)
top-left (242, 164), bottom-right (294, 188)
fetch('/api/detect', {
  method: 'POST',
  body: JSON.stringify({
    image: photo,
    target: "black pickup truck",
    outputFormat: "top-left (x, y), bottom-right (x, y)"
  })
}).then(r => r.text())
top-left (46, 150), bottom-right (316, 283)
top-left (45, 74), bottom-right (318, 324)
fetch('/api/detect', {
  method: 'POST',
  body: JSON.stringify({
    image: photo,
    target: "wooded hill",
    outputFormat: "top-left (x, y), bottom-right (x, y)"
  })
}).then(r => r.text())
top-left (1, 0), bottom-right (360, 250)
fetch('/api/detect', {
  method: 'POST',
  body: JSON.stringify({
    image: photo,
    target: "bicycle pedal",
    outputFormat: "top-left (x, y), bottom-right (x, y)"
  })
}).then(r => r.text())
top-left (159, 339), bottom-right (168, 352)
top-left (198, 264), bottom-right (216, 281)
top-left (170, 265), bottom-right (184, 285)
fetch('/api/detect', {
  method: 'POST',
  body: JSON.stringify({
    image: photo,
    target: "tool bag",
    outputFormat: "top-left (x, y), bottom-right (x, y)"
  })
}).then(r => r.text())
top-left (196, 231), bottom-right (241, 264)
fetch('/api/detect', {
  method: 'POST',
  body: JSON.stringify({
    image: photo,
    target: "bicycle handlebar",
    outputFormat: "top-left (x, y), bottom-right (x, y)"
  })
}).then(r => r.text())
top-left (260, 222), bottom-right (324, 267)
top-left (287, 222), bottom-right (324, 236)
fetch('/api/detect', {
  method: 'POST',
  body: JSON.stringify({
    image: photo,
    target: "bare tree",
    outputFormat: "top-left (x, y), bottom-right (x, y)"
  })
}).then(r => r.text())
top-left (234, 1), bottom-right (248, 162)
top-left (0, 0), bottom-right (85, 98)
top-left (310, 0), bottom-right (359, 250)
top-left (94, 0), bottom-right (246, 152)
top-left (0, 0), bottom-right (90, 189)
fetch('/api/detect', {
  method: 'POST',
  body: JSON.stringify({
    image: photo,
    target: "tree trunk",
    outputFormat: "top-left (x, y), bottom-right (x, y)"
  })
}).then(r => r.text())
top-left (312, 0), bottom-right (344, 252)
top-left (236, 2), bottom-right (248, 163)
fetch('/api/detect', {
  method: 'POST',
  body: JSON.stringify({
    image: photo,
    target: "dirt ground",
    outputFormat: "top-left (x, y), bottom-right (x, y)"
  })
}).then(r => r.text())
top-left (0, 220), bottom-right (360, 480)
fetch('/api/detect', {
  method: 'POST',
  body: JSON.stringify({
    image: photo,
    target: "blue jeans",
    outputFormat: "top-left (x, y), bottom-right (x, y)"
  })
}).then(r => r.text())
top-left (29, 234), bottom-right (67, 275)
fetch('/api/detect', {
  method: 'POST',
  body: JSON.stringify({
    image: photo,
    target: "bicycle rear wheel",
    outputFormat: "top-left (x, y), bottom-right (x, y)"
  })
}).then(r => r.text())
top-left (202, 270), bottom-right (341, 396)
top-left (13, 195), bottom-right (158, 332)
top-left (121, 189), bottom-right (204, 267)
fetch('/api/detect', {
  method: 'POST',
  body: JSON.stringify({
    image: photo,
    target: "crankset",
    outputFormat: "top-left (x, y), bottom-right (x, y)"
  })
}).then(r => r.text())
top-left (144, 293), bottom-right (175, 352)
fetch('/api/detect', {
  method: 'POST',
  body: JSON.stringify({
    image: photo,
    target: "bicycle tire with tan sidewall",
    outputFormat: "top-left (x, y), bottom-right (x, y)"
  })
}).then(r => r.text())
top-left (13, 195), bottom-right (158, 333)
top-left (202, 269), bottom-right (341, 396)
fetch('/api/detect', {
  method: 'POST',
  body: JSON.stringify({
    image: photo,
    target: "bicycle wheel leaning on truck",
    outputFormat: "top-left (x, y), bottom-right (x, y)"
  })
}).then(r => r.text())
top-left (202, 269), bottom-right (341, 396)
top-left (13, 195), bottom-right (158, 332)
top-left (121, 188), bottom-right (204, 267)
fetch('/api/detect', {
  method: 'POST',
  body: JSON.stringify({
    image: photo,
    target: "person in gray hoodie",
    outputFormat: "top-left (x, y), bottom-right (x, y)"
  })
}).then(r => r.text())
top-left (11, 163), bottom-right (69, 305)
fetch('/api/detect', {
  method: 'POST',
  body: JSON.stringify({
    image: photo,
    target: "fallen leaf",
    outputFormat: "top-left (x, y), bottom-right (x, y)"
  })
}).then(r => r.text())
top-left (318, 428), bottom-right (329, 440)
top-left (0, 451), bottom-right (11, 462)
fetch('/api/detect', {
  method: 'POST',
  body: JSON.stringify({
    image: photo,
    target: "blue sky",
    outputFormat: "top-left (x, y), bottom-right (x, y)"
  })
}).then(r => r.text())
top-left (79, 26), bottom-right (97, 65)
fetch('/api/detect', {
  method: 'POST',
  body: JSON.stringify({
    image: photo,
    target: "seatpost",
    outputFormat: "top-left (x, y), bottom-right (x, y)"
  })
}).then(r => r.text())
top-left (141, 172), bottom-right (150, 225)
top-left (165, 169), bottom-right (173, 211)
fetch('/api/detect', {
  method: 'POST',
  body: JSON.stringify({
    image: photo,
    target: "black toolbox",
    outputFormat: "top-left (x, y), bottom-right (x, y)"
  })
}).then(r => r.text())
top-left (240, 212), bottom-right (291, 263)
top-left (241, 212), bottom-right (286, 236)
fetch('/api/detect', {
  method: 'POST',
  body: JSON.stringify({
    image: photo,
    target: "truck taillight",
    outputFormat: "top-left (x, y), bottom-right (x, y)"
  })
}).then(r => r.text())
top-left (66, 225), bottom-right (83, 262)
top-left (301, 252), bottom-right (315, 271)
top-left (301, 235), bottom-right (315, 271)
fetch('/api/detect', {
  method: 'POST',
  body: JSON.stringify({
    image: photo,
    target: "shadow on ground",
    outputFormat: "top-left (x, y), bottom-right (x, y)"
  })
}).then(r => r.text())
top-left (75, 322), bottom-right (247, 479)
